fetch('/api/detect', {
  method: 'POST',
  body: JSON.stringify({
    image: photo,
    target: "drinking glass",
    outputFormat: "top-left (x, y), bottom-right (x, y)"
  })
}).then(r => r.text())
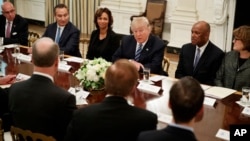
top-left (59, 50), bottom-right (64, 62)
top-left (14, 44), bottom-right (20, 64)
top-left (75, 84), bottom-right (83, 93)
top-left (0, 37), bottom-right (3, 46)
top-left (241, 87), bottom-right (250, 104)
top-left (143, 67), bottom-right (150, 81)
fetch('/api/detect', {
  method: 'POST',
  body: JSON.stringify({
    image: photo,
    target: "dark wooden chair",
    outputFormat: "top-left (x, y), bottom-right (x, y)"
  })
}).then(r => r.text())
top-left (10, 126), bottom-right (56, 141)
top-left (130, 0), bottom-right (167, 38)
top-left (28, 31), bottom-right (40, 47)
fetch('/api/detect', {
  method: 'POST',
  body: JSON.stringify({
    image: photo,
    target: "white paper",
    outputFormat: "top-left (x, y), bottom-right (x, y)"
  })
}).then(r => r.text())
top-left (68, 87), bottom-right (89, 105)
top-left (242, 107), bottom-right (250, 116)
top-left (137, 83), bottom-right (161, 95)
top-left (149, 75), bottom-right (166, 82)
top-left (158, 113), bottom-right (173, 124)
top-left (58, 63), bottom-right (71, 72)
top-left (236, 101), bottom-right (250, 107)
top-left (0, 84), bottom-right (11, 88)
top-left (64, 57), bottom-right (85, 63)
top-left (201, 84), bottom-right (211, 91)
top-left (215, 129), bottom-right (230, 141)
top-left (17, 54), bottom-right (32, 62)
top-left (16, 73), bottom-right (30, 82)
top-left (203, 97), bottom-right (216, 107)
top-left (139, 80), bottom-right (154, 85)
top-left (2, 44), bottom-right (17, 48)
top-left (205, 86), bottom-right (236, 99)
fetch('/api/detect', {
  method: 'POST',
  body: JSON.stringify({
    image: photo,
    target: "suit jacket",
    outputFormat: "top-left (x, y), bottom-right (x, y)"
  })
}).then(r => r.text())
top-left (215, 51), bottom-right (250, 91)
top-left (64, 96), bottom-right (158, 141)
top-left (0, 87), bottom-right (11, 131)
top-left (137, 125), bottom-right (197, 141)
top-left (0, 14), bottom-right (28, 46)
top-left (112, 34), bottom-right (165, 74)
top-left (43, 22), bottom-right (81, 57)
top-left (175, 41), bottom-right (224, 85)
top-left (9, 74), bottom-right (76, 141)
top-left (86, 28), bottom-right (120, 62)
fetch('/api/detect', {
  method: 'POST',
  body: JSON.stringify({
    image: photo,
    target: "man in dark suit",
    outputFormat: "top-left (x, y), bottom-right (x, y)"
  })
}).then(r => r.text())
top-left (9, 37), bottom-right (77, 141)
top-left (65, 59), bottom-right (158, 141)
top-left (43, 4), bottom-right (81, 57)
top-left (0, 2), bottom-right (28, 46)
top-left (137, 76), bottom-right (204, 141)
top-left (175, 21), bottom-right (224, 85)
top-left (112, 17), bottom-right (166, 75)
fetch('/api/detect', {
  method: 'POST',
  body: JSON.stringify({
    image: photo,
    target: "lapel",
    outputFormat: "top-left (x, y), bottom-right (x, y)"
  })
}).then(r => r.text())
top-left (10, 18), bottom-right (17, 37)
top-left (139, 34), bottom-right (153, 61)
top-left (239, 57), bottom-right (250, 71)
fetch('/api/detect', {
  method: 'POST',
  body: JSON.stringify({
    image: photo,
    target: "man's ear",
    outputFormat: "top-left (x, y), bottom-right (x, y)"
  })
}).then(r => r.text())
top-left (195, 105), bottom-right (204, 122)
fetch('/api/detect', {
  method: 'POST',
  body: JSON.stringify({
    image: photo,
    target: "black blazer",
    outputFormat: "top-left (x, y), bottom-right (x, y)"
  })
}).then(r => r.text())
top-left (0, 14), bottom-right (28, 46)
top-left (175, 41), bottom-right (224, 85)
top-left (112, 34), bottom-right (165, 74)
top-left (137, 125), bottom-right (198, 141)
top-left (86, 28), bottom-right (120, 62)
top-left (9, 75), bottom-right (77, 141)
top-left (43, 22), bottom-right (81, 57)
top-left (65, 96), bottom-right (157, 141)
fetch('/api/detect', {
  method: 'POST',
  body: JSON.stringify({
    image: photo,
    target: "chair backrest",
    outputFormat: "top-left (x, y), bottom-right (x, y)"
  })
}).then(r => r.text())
top-left (0, 119), bottom-right (4, 141)
top-left (10, 126), bottom-right (56, 141)
top-left (28, 31), bottom-right (40, 47)
top-left (130, 0), bottom-right (167, 38)
top-left (162, 56), bottom-right (170, 73)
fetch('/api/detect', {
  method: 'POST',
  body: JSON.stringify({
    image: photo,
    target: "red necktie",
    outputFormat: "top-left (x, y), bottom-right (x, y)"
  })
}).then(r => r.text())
top-left (6, 21), bottom-right (11, 38)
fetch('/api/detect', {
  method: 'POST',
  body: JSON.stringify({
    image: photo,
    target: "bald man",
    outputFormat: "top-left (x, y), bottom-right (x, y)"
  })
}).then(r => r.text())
top-left (9, 37), bottom-right (76, 141)
top-left (175, 21), bottom-right (224, 85)
top-left (65, 59), bottom-right (157, 141)
top-left (0, 1), bottom-right (28, 45)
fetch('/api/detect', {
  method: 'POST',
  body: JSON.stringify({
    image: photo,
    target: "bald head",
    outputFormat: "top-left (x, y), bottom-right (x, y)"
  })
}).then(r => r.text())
top-left (191, 21), bottom-right (210, 47)
top-left (1, 2), bottom-right (16, 21)
top-left (105, 59), bottom-right (138, 97)
top-left (32, 37), bottom-right (59, 67)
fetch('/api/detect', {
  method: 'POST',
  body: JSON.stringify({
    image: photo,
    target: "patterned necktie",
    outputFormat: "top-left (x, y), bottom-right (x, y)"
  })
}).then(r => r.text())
top-left (134, 44), bottom-right (143, 61)
top-left (6, 21), bottom-right (11, 38)
top-left (193, 48), bottom-right (201, 69)
top-left (55, 27), bottom-right (61, 43)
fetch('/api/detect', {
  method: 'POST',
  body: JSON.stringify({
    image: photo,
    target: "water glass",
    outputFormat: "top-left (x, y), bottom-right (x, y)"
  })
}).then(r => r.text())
top-left (143, 67), bottom-right (150, 81)
top-left (241, 87), bottom-right (250, 104)
top-left (0, 37), bottom-right (3, 46)
top-left (14, 44), bottom-right (20, 64)
top-left (75, 84), bottom-right (83, 93)
top-left (59, 50), bottom-right (64, 62)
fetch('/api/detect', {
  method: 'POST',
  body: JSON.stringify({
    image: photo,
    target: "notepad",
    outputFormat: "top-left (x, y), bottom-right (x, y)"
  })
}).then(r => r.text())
top-left (64, 57), bottom-right (86, 63)
top-left (205, 86), bottom-right (236, 99)
top-left (58, 63), bottom-right (71, 72)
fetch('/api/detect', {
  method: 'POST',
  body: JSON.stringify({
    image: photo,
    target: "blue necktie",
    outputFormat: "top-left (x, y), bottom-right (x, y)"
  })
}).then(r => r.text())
top-left (135, 44), bottom-right (142, 61)
top-left (55, 27), bottom-right (61, 43)
top-left (193, 48), bottom-right (200, 69)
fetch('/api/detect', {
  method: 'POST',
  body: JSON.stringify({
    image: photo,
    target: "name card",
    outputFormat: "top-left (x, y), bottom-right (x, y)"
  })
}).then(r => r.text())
top-left (2, 44), bottom-right (17, 48)
top-left (17, 54), bottom-right (32, 62)
top-left (16, 73), bottom-right (31, 82)
top-left (137, 83), bottom-right (161, 95)
top-left (68, 87), bottom-right (89, 105)
top-left (64, 57), bottom-right (86, 63)
top-left (216, 129), bottom-right (230, 141)
top-left (242, 107), bottom-right (250, 116)
top-left (58, 63), bottom-right (71, 72)
top-left (203, 97), bottom-right (216, 107)
top-left (149, 75), bottom-right (166, 82)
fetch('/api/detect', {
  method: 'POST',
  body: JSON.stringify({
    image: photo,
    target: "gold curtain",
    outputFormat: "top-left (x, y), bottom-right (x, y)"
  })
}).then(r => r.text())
top-left (45, 0), bottom-right (100, 34)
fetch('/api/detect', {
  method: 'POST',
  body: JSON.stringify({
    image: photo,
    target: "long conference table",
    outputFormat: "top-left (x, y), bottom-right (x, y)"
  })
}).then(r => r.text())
top-left (1, 46), bottom-right (250, 141)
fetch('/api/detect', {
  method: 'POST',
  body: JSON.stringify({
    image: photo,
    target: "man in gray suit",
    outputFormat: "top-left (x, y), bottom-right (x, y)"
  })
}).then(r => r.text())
top-left (9, 37), bottom-right (76, 141)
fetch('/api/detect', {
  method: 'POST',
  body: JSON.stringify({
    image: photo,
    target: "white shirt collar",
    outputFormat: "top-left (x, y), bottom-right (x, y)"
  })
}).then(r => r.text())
top-left (196, 41), bottom-right (209, 56)
top-left (168, 122), bottom-right (194, 132)
top-left (33, 71), bottom-right (54, 82)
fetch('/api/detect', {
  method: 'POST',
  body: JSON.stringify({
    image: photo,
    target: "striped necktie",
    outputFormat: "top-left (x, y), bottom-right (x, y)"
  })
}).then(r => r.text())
top-left (55, 27), bottom-right (61, 43)
top-left (193, 48), bottom-right (201, 69)
top-left (6, 21), bottom-right (11, 38)
top-left (134, 44), bottom-right (143, 61)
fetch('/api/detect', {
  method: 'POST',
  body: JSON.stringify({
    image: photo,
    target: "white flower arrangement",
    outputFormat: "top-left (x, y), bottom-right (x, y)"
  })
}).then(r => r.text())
top-left (74, 58), bottom-right (111, 91)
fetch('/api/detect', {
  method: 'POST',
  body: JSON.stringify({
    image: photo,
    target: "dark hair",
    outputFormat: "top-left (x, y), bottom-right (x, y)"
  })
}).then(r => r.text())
top-left (32, 38), bottom-right (59, 67)
top-left (105, 59), bottom-right (138, 97)
top-left (233, 25), bottom-right (250, 51)
top-left (94, 7), bottom-right (113, 29)
top-left (53, 3), bottom-right (69, 15)
top-left (169, 76), bottom-right (204, 123)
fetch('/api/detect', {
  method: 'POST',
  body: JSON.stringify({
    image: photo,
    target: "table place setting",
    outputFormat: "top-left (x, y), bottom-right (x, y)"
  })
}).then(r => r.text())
top-left (205, 86), bottom-right (236, 99)
top-left (236, 87), bottom-right (250, 107)
top-left (68, 87), bottom-right (89, 105)
top-left (137, 82), bottom-right (161, 95)
top-left (58, 62), bottom-right (71, 72)
top-left (203, 97), bottom-right (216, 107)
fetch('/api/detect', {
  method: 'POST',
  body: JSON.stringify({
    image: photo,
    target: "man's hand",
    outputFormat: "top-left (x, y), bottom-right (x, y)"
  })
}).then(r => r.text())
top-left (0, 74), bottom-right (16, 85)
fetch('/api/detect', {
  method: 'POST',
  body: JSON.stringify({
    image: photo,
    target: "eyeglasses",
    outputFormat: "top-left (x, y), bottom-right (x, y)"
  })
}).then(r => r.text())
top-left (2, 9), bottom-right (15, 15)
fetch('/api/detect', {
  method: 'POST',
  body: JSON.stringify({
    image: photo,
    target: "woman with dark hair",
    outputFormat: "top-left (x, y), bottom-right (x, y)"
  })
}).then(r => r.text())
top-left (215, 25), bottom-right (250, 91)
top-left (86, 7), bottom-right (120, 62)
